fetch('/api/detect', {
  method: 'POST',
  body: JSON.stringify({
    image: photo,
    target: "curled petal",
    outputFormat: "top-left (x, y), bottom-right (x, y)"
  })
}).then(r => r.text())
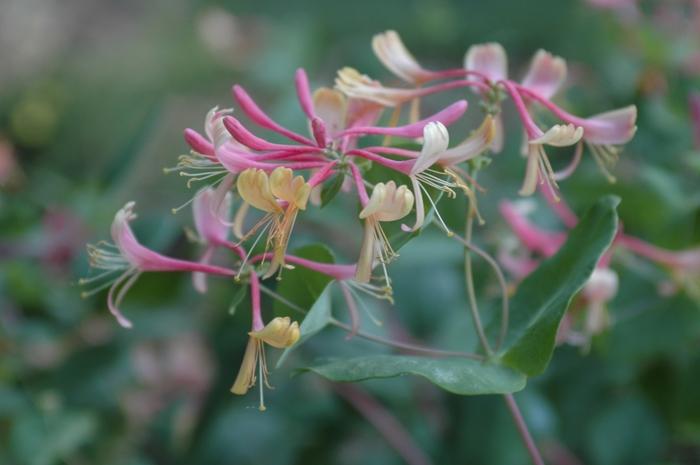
top-left (269, 167), bottom-right (311, 210)
top-left (440, 115), bottom-right (495, 165)
top-left (372, 30), bottom-right (431, 84)
top-left (250, 316), bottom-right (301, 348)
top-left (237, 169), bottom-right (282, 213)
top-left (464, 43), bottom-right (508, 83)
top-left (521, 49), bottom-right (567, 100)
top-left (360, 181), bottom-right (414, 222)
top-left (530, 124), bottom-right (583, 147)
top-left (410, 122), bottom-right (450, 175)
top-left (580, 105), bottom-right (637, 145)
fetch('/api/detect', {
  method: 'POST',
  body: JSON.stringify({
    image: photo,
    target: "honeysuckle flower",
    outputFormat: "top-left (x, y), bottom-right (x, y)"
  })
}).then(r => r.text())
top-left (618, 235), bottom-right (700, 301)
top-left (372, 30), bottom-right (433, 85)
top-left (231, 316), bottom-right (300, 406)
top-left (236, 167), bottom-right (311, 278)
top-left (499, 200), bottom-right (566, 261)
top-left (355, 181), bottom-right (414, 283)
top-left (464, 42), bottom-right (508, 86)
top-left (335, 67), bottom-right (488, 108)
top-left (521, 49), bottom-right (567, 101)
top-left (191, 187), bottom-right (242, 293)
top-left (231, 270), bottom-right (300, 410)
top-left (517, 86), bottom-right (637, 182)
top-left (581, 267), bottom-right (618, 336)
top-left (400, 120), bottom-right (492, 231)
top-left (519, 123), bottom-right (584, 198)
top-left (81, 202), bottom-right (236, 328)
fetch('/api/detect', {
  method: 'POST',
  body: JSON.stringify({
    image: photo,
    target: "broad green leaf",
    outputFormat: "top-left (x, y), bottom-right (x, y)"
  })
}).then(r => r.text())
top-left (273, 244), bottom-right (335, 315)
top-left (498, 196), bottom-right (619, 376)
top-left (276, 286), bottom-right (333, 368)
top-left (303, 355), bottom-right (526, 395)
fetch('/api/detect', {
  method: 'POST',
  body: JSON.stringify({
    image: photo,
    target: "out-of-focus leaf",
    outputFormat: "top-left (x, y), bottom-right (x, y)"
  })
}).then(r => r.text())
top-left (11, 411), bottom-right (97, 465)
top-left (303, 355), bottom-right (526, 395)
top-left (276, 286), bottom-right (332, 368)
top-left (228, 284), bottom-right (248, 316)
top-left (498, 196), bottom-right (619, 376)
top-left (273, 244), bottom-right (334, 315)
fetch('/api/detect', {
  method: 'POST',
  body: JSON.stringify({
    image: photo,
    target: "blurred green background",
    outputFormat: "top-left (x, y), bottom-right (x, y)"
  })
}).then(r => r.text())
top-left (1, 0), bottom-right (699, 464)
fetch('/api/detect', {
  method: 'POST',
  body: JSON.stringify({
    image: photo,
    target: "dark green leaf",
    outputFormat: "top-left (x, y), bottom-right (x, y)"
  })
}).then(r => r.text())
top-left (320, 173), bottom-right (345, 208)
top-left (276, 286), bottom-right (333, 368)
top-left (303, 355), bottom-right (526, 395)
top-left (498, 196), bottom-right (619, 376)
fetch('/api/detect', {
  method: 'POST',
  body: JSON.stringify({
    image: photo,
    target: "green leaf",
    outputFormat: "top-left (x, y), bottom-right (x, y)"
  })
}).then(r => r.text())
top-left (320, 173), bottom-right (344, 208)
top-left (498, 196), bottom-right (620, 376)
top-left (276, 286), bottom-right (333, 368)
top-left (228, 285), bottom-right (248, 316)
top-left (303, 355), bottom-right (526, 395)
top-left (273, 244), bottom-right (335, 315)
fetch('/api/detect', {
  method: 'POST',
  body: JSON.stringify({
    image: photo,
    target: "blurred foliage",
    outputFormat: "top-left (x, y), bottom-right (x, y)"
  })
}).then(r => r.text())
top-left (0, 0), bottom-right (699, 464)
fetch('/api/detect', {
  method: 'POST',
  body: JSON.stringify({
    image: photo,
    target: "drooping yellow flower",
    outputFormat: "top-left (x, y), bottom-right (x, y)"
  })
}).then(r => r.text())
top-left (231, 316), bottom-right (300, 411)
top-left (236, 167), bottom-right (311, 278)
top-left (355, 181), bottom-right (414, 283)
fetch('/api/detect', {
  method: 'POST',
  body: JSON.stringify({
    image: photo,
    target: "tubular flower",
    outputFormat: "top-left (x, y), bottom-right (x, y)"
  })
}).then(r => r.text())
top-left (355, 181), bottom-right (414, 283)
top-left (517, 86), bottom-right (637, 182)
top-left (168, 106), bottom-right (238, 191)
top-left (191, 187), bottom-right (237, 293)
top-left (372, 30), bottom-right (433, 85)
top-left (520, 124), bottom-right (584, 198)
top-left (577, 106), bottom-right (637, 182)
top-left (464, 42), bottom-right (508, 86)
top-left (231, 316), bottom-right (300, 410)
top-left (236, 167), bottom-right (311, 278)
top-left (81, 202), bottom-right (235, 328)
top-left (581, 267), bottom-right (618, 338)
top-left (521, 50), bottom-right (567, 100)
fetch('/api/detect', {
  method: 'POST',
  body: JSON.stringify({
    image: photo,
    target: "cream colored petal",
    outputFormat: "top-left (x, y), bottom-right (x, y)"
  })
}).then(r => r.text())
top-left (251, 317), bottom-right (300, 348)
top-left (440, 115), bottom-right (495, 165)
top-left (375, 183), bottom-right (414, 222)
top-left (529, 124), bottom-right (583, 147)
top-left (359, 182), bottom-right (388, 219)
top-left (335, 67), bottom-right (411, 107)
top-left (237, 168), bottom-right (281, 213)
top-left (270, 167), bottom-right (311, 210)
top-left (231, 337), bottom-right (259, 395)
top-left (313, 87), bottom-right (347, 136)
top-left (410, 122), bottom-right (450, 175)
top-left (372, 30), bottom-right (428, 84)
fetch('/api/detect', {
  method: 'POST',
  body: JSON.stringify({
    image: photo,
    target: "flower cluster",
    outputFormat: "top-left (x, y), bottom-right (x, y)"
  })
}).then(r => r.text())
top-left (83, 30), bottom-right (644, 409)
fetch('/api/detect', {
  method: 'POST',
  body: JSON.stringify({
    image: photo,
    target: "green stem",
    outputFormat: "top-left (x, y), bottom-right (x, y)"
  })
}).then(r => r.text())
top-left (259, 284), bottom-right (484, 361)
